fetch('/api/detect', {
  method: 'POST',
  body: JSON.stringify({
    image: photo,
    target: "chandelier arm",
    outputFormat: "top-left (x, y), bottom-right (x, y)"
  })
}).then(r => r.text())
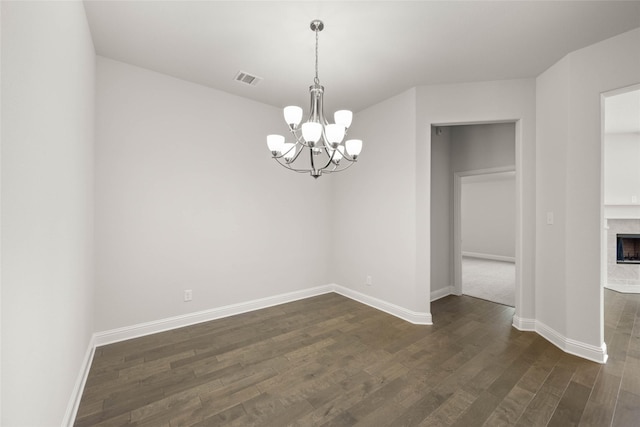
top-left (290, 144), bottom-right (306, 163)
top-left (271, 143), bottom-right (297, 161)
top-left (320, 161), bottom-right (339, 173)
top-left (321, 144), bottom-right (358, 166)
top-left (270, 140), bottom-right (306, 163)
top-left (272, 157), bottom-right (313, 173)
top-left (271, 150), bottom-right (288, 160)
top-left (340, 150), bottom-right (358, 163)
top-left (320, 130), bottom-right (329, 145)
top-left (341, 154), bottom-right (355, 162)
top-left (309, 146), bottom-right (318, 173)
top-left (289, 130), bottom-right (310, 147)
top-left (320, 144), bottom-right (356, 170)
top-left (316, 148), bottom-right (340, 171)
top-left (322, 159), bottom-right (356, 174)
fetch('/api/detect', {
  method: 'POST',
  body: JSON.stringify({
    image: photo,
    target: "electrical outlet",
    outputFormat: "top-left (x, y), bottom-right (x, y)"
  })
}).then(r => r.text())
top-left (546, 212), bottom-right (554, 225)
top-left (184, 289), bottom-right (193, 302)
top-left (365, 275), bottom-right (372, 286)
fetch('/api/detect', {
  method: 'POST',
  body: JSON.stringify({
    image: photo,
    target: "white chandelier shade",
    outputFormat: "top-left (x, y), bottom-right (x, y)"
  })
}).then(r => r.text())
top-left (266, 20), bottom-right (363, 179)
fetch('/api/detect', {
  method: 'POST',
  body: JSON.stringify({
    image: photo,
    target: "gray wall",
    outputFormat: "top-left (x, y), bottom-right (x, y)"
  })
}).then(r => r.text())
top-left (536, 28), bottom-right (640, 352)
top-left (461, 173), bottom-right (516, 259)
top-left (331, 78), bottom-right (536, 317)
top-left (1, 2), bottom-right (95, 425)
top-left (95, 57), bottom-right (332, 331)
top-left (451, 123), bottom-right (516, 173)
top-left (417, 80), bottom-right (537, 321)
top-left (331, 89), bottom-right (419, 310)
top-left (604, 132), bottom-right (640, 206)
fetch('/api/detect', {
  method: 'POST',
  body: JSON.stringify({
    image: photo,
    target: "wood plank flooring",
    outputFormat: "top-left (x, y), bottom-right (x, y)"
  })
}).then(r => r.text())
top-left (74, 290), bottom-right (640, 426)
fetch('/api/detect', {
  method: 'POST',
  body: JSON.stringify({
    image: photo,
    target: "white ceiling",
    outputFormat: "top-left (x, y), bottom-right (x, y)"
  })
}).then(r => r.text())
top-left (83, 1), bottom-right (640, 114)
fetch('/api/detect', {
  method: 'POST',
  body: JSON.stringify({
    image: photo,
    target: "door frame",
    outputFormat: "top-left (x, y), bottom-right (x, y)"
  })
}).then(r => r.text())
top-left (600, 83), bottom-right (640, 293)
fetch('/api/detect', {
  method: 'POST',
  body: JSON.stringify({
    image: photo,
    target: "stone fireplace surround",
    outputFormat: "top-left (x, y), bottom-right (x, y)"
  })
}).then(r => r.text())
top-left (607, 218), bottom-right (640, 292)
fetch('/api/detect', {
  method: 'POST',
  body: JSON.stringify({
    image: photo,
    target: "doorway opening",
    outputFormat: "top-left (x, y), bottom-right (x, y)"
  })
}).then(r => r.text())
top-left (601, 85), bottom-right (640, 354)
top-left (601, 85), bottom-right (640, 294)
top-left (430, 122), bottom-right (517, 308)
top-left (458, 170), bottom-right (516, 306)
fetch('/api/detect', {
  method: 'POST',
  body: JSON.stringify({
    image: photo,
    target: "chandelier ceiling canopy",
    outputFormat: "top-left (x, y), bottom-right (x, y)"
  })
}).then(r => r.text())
top-left (266, 20), bottom-right (362, 179)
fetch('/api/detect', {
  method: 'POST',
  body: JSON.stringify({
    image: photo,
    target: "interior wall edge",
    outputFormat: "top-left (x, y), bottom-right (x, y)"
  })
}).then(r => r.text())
top-left (430, 286), bottom-right (456, 302)
top-left (62, 336), bottom-right (96, 427)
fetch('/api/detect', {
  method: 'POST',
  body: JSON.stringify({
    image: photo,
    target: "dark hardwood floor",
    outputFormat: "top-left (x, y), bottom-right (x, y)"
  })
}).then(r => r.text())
top-left (74, 290), bottom-right (640, 426)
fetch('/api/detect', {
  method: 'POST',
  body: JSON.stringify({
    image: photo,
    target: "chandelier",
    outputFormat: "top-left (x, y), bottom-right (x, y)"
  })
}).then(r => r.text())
top-left (266, 20), bottom-right (363, 179)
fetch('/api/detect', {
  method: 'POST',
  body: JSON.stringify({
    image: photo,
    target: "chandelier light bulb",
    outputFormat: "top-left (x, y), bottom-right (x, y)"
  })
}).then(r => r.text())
top-left (331, 146), bottom-right (344, 164)
top-left (282, 143), bottom-right (296, 162)
top-left (301, 122), bottom-right (322, 144)
top-left (283, 106), bottom-right (303, 127)
top-left (345, 139), bottom-right (363, 158)
top-left (334, 110), bottom-right (353, 129)
top-left (325, 124), bottom-right (346, 147)
top-left (266, 134), bottom-right (285, 155)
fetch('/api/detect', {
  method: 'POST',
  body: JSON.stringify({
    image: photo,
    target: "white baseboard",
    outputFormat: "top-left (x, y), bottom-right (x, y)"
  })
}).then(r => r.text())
top-left (332, 284), bottom-right (432, 325)
top-left (430, 285), bottom-right (455, 302)
top-left (462, 251), bottom-right (515, 263)
top-left (566, 338), bottom-right (608, 365)
top-left (512, 315), bottom-right (536, 331)
top-left (94, 287), bottom-right (606, 362)
top-left (62, 335), bottom-right (96, 427)
top-left (93, 285), bottom-right (607, 362)
top-left (605, 283), bottom-right (640, 294)
top-left (512, 316), bottom-right (606, 363)
top-left (94, 285), bottom-right (334, 346)
top-left (94, 284), bottom-right (433, 346)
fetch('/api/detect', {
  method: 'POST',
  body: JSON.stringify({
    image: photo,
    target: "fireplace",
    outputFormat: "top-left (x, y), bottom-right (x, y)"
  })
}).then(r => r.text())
top-left (608, 220), bottom-right (640, 290)
top-left (617, 234), bottom-right (640, 264)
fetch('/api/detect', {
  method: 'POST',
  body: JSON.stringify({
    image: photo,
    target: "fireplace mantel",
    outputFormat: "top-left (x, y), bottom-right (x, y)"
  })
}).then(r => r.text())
top-left (604, 204), bottom-right (640, 220)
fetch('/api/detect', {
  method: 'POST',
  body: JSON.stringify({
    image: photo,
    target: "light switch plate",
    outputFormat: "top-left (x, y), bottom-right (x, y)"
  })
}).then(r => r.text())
top-left (546, 212), bottom-right (554, 225)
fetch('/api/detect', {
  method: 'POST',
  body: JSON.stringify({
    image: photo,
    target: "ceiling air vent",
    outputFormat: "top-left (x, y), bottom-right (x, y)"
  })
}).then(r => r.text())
top-left (234, 71), bottom-right (262, 87)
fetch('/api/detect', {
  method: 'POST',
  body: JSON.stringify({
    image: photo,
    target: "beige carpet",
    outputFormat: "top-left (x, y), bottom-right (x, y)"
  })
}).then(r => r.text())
top-left (462, 256), bottom-right (515, 307)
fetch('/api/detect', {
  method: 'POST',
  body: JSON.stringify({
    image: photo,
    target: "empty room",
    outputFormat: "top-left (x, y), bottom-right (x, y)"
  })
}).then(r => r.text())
top-left (2, 1), bottom-right (640, 426)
